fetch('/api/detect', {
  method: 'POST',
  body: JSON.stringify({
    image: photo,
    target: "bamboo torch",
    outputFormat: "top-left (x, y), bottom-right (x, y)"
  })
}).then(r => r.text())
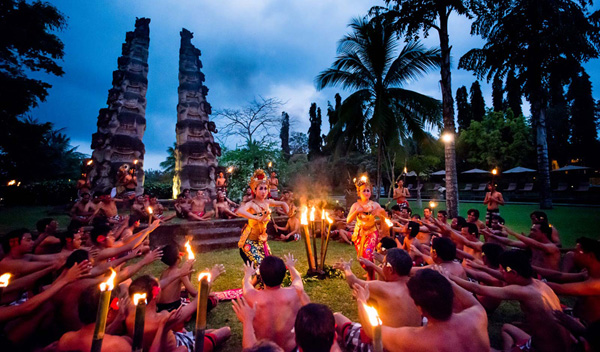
top-left (147, 207), bottom-right (153, 224)
top-left (195, 272), bottom-right (211, 352)
top-left (319, 212), bottom-right (334, 271)
top-left (132, 293), bottom-right (147, 352)
top-left (0, 273), bottom-right (10, 303)
top-left (300, 207), bottom-right (315, 271)
top-left (319, 208), bottom-right (326, 270)
top-left (364, 304), bottom-right (383, 352)
top-left (92, 269), bottom-right (117, 352)
top-left (310, 206), bottom-right (318, 269)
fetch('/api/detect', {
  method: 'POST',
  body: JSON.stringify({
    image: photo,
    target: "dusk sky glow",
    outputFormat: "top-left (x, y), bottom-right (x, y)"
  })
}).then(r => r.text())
top-left (31, 0), bottom-right (600, 170)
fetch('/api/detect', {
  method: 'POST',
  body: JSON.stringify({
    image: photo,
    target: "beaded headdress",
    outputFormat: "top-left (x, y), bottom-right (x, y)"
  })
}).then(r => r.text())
top-left (354, 175), bottom-right (371, 191)
top-left (249, 169), bottom-right (269, 192)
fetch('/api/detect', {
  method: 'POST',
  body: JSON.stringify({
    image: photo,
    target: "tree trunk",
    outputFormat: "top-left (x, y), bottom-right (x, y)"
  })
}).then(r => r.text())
top-left (376, 140), bottom-right (382, 202)
top-left (438, 14), bottom-right (459, 218)
top-left (416, 176), bottom-right (422, 208)
top-left (531, 97), bottom-right (553, 209)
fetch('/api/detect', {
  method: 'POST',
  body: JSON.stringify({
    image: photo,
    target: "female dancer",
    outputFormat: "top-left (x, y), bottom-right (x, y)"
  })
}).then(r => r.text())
top-left (347, 176), bottom-right (386, 280)
top-left (236, 169), bottom-right (289, 267)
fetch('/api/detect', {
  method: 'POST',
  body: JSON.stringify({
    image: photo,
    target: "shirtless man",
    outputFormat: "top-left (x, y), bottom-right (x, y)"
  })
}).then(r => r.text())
top-left (149, 196), bottom-right (176, 222)
top-left (411, 237), bottom-right (467, 279)
top-left (484, 183), bottom-right (504, 227)
top-left (97, 192), bottom-right (124, 224)
top-left (423, 207), bottom-right (433, 222)
top-left (124, 275), bottom-right (230, 352)
top-left (449, 249), bottom-right (571, 352)
top-left (272, 210), bottom-right (301, 241)
top-left (393, 179), bottom-right (410, 208)
top-left (0, 228), bottom-right (62, 278)
top-left (59, 228), bottom-right (83, 256)
top-left (242, 254), bottom-right (307, 352)
top-left (467, 208), bottom-right (486, 231)
top-left (214, 191), bottom-right (239, 219)
top-left (131, 195), bottom-right (150, 220)
top-left (189, 190), bottom-right (214, 221)
top-left (546, 237), bottom-right (600, 324)
top-left (269, 171), bottom-right (279, 199)
top-left (530, 211), bottom-right (561, 246)
top-left (490, 223), bottom-right (561, 271)
top-left (354, 268), bottom-right (490, 352)
top-left (33, 218), bottom-right (61, 254)
top-left (241, 187), bottom-right (253, 204)
top-left (90, 220), bottom-right (160, 263)
top-left (70, 192), bottom-right (97, 226)
top-left (216, 171), bottom-right (227, 190)
top-left (174, 194), bottom-right (190, 219)
top-left (334, 248), bottom-right (422, 345)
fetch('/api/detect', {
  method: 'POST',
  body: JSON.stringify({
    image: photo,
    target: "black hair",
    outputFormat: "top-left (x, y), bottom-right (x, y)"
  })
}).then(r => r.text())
top-left (535, 222), bottom-right (552, 240)
top-left (79, 285), bottom-right (102, 324)
top-left (66, 249), bottom-right (89, 268)
top-left (67, 221), bottom-right (83, 233)
top-left (128, 214), bottom-right (142, 227)
top-left (577, 237), bottom-right (600, 261)
top-left (80, 192), bottom-right (90, 197)
top-left (432, 237), bottom-right (456, 261)
top-left (407, 221), bottom-right (420, 238)
top-left (294, 303), bottom-right (335, 352)
top-left (530, 211), bottom-right (548, 223)
top-left (36, 218), bottom-right (54, 234)
top-left (482, 243), bottom-right (504, 268)
top-left (438, 210), bottom-right (447, 218)
top-left (90, 224), bottom-right (111, 244)
top-left (411, 214), bottom-right (421, 220)
top-left (500, 249), bottom-right (533, 279)
top-left (386, 248), bottom-right (413, 276)
top-left (1, 228), bottom-right (30, 253)
top-left (243, 341), bottom-right (284, 352)
top-left (424, 207), bottom-right (432, 212)
top-left (92, 216), bottom-right (109, 228)
top-left (161, 244), bottom-right (180, 267)
top-left (391, 205), bottom-right (400, 212)
top-left (491, 214), bottom-right (505, 224)
top-left (177, 193), bottom-right (185, 199)
top-left (129, 275), bottom-right (160, 302)
top-left (60, 230), bottom-right (76, 247)
top-left (260, 256), bottom-right (286, 287)
top-left (464, 223), bottom-right (479, 237)
top-left (403, 207), bottom-right (412, 215)
top-left (407, 269), bottom-right (453, 321)
top-left (455, 216), bottom-right (467, 228)
top-left (380, 237), bottom-right (398, 250)
top-left (467, 209), bottom-right (480, 219)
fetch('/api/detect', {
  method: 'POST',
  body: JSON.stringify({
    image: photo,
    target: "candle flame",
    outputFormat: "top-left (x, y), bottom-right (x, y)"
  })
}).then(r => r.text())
top-left (300, 206), bottom-right (308, 226)
top-left (325, 212), bottom-right (334, 224)
top-left (148, 207), bottom-right (153, 215)
top-left (133, 293), bottom-right (147, 305)
top-left (7, 180), bottom-right (16, 186)
top-left (309, 207), bottom-right (316, 222)
top-left (363, 304), bottom-right (382, 326)
top-left (99, 268), bottom-right (117, 292)
top-left (185, 240), bottom-right (195, 260)
top-left (384, 218), bottom-right (393, 227)
top-left (86, 159), bottom-right (93, 166)
top-left (429, 201), bottom-right (437, 208)
top-left (198, 272), bottom-right (212, 283)
top-left (0, 273), bottom-right (11, 287)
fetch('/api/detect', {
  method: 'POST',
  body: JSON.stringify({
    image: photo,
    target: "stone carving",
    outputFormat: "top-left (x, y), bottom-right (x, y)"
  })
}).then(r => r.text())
top-left (173, 28), bottom-right (220, 199)
top-left (89, 18), bottom-right (150, 196)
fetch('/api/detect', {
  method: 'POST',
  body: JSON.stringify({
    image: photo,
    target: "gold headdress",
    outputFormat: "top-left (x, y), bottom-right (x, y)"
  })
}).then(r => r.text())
top-left (354, 174), bottom-right (371, 191)
top-left (249, 169), bottom-right (269, 192)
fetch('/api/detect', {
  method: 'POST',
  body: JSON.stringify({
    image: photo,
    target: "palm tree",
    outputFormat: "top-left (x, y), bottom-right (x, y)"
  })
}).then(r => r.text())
top-left (316, 15), bottom-right (442, 200)
top-left (160, 143), bottom-right (176, 174)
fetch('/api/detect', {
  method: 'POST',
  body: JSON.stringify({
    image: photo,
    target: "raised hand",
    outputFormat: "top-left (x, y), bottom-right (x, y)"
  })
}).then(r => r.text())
top-left (180, 258), bottom-right (196, 276)
top-left (244, 261), bottom-right (257, 277)
top-left (232, 296), bottom-right (256, 325)
top-left (142, 248), bottom-right (163, 265)
top-left (352, 283), bottom-right (369, 303)
top-left (63, 260), bottom-right (92, 283)
top-left (410, 244), bottom-right (422, 257)
top-left (333, 258), bottom-right (352, 271)
top-left (358, 257), bottom-right (375, 269)
top-left (209, 264), bottom-right (226, 281)
top-left (372, 251), bottom-right (385, 264)
top-left (283, 253), bottom-right (297, 268)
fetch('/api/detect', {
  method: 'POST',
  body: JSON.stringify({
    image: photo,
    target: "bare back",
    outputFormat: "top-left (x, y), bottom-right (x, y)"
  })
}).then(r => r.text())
top-left (368, 280), bottom-right (421, 327)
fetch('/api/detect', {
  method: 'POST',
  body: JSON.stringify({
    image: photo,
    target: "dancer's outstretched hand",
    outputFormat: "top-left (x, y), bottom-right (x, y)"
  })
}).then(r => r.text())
top-left (352, 283), bottom-right (370, 303)
top-left (232, 296), bottom-right (256, 325)
top-left (210, 264), bottom-right (226, 281)
top-left (243, 261), bottom-right (257, 277)
top-left (283, 253), bottom-right (297, 268)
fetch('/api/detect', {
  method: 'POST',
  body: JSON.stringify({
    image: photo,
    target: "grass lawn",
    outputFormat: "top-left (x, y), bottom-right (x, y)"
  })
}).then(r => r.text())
top-left (1, 202), bottom-right (599, 350)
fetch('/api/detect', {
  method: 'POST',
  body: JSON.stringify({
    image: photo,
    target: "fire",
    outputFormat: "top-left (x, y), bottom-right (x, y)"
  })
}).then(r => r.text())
top-left (310, 207), bottom-right (316, 222)
top-left (133, 160), bottom-right (138, 165)
top-left (441, 132), bottom-right (454, 143)
top-left (360, 175), bottom-right (368, 183)
top-left (185, 240), bottom-right (195, 260)
top-left (227, 166), bottom-right (234, 173)
top-left (384, 218), bottom-right (393, 227)
top-left (429, 201), bottom-right (437, 208)
top-left (300, 206), bottom-right (308, 226)
top-left (147, 207), bottom-right (153, 215)
top-left (403, 167), bottom-right (408, 174)
top-left (321, 208), bottom-right (325, 220)
top-left (7, 180), bottom-right (16, 186)
top-left (133, 293), bottom-right (147, 306)
top-left (0, 273), bottom-right (11, 287)
top-left (492, 168), bottom-right (498, 175)
top-left (363, 304), bottom-right (382, 326)
top-left (268, 162), bottom-right (273, 168)
top-left (86, 159), bottom-right (93, 166)
top-left (99, 268), bottom-right (117, 292)
top-left (198, 272), bottom-right (212, 283)
top-left (325, 212), bottom-right (334, 224)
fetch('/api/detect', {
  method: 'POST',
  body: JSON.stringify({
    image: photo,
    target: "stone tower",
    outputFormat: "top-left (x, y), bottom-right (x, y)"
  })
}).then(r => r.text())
top-left (89, 18), bottom-right (150, 195)
top-left (173, 28), bottom-right (221, 199)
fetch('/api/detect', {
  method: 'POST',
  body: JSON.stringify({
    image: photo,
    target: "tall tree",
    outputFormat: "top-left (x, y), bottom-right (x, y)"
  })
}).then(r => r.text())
top-left (159, 142), bottom-right (177, 174)
top-left (505, 70), bottom-right (522, 116)
top-left (0, 0), bottom-right (67, 124)
top-left (378, 0), bottom-right (472, 217)
top-left (459, 0), bottom-right (600, 209)
top-left (280, 111), bottom-right (290, 159)
top-left (569, 70), bottom-right (599, 166)
top-left (316, 15), bottom-right (442, 200)
top-left (290, 132), bottom-right (308, 154)
top-left (456, 86), bottom-right (471, 132)
top-left (307, 103), bottom-right (322, 159)
top-left (492, 76), bottom-right (504, 112)
top-left (470, 81), bottom-right (486, 123)
top-left (546, 70), bottom-right (571, 166)
top-left (327, 93), bottom-right (342, 129)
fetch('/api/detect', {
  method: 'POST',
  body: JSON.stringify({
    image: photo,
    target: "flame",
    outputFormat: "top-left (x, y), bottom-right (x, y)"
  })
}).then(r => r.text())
top-left (353, 178), bottom-right (356, 183)
top-left (429, 201), bottom-right (437, 208)
top-left (147, 207), bottom-right (153, 215)
top-left (0, 273), bottom-right (11, 287)
top-left (7, 180), bottom-right (16, 186)
top-left (492, 168), bottom-right (498, 175)
top-left (325, 212), bottom-right (334, 224)
top-left (185, 240), bottom-right (195, 260)
top-left (300, 206), bottom-right (308, 226)
top-left (441, 132), bottom-right (454, 143)
top-left (310, 207), bottom-right (316, 222)
top-left (360, 175), bottom-right (368, 183)
top-left (133, 293), bottom-right (147, 305)
top-left (384, 218), bottom-right (393, 227)
top-left (198, 272), bottom-right (212, 283)
top-left (99, 268), bottom-right (117, 292)
top-left (268, 162), bottom-right (273, 168)
top-left (403, 167), bottom-right (408, 174)
top-left (227, 166), bottom-right (234, 173)
top-left (133, 160), bottom-right (138, 165)
top-left (321, 208), bottom-right (325, 220)
top-left (363, 304), bottom-right (382, 326)
top-left (86, 159), bottom-right (93, 166)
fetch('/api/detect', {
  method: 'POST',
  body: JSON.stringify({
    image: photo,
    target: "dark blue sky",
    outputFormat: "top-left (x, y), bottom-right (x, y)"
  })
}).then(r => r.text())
top-left (31, 0), bottom-right (600, 169)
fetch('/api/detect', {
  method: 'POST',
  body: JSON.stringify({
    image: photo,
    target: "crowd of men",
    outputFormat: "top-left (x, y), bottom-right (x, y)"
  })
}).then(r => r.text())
top-left (1, 189), bottom-right (600, 352)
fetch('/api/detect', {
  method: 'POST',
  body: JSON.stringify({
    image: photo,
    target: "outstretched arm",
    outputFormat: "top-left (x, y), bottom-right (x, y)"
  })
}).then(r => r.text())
top-left (334, 259), bottom-right (366, 289)
top-left (546, 280), bottom-right (600, 296)
top-left (242, 262), bottom-right (258, 296)
top-left (448, 273), bottom-right (527, 300)
top-left (96, 220), bottom-right (161, 261)
top-left (232, 297), bottom-right (258, 349)
top-left (533, 265), bottom-right (587, 283)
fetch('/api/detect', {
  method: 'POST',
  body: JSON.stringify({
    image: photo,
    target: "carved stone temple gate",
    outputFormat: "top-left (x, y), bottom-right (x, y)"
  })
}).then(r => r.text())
top-left (172, 28), bottom-right (221, 199)
top-left (89, 18), bottom-right (150, 195)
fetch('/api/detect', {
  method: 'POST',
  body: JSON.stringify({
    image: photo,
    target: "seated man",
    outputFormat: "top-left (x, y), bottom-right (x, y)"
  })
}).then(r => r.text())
top-left (334, 248), bottom-right (422, 343)
top-left (242, 254), bottom-right (308, 352)
top-left (89, 220), bottom-right (160, 263)
top-left (530, 211), bottom-right (560, 246)
top-left (59, 227), bottom-right (83, 256)
top-left (450, 222), bottom-right (484, 261)
top-left (463, 243), bottom-right (506, 313)
top-left (411, 237), bottom-right (467, 279)
top-left (149, 196), bottom-right (176, 222)
top-left (96, 192), bottom-right (124, 224)
top-left (448, 249), bottom-right (571, 352)
top-left (271, 209), bottom-right (301, 241)
top-left (174, 194), bottom-right (191, 219)
top-left (467, 208), bottom-right (486, 230)
top-left (0, 228), bottom-right (62, 279)
top-left (189, 190), bottom-right (215, 221)
top-left (353, 269), bottom-right (490, 352)
top-left (214, 191), bottom-right (239, 219)
top-left (131, 194), bottom-right (150, 221)
top-left (70, 192), bottom-right (97, 226)
top-left (33, 217), bottom-right (61, 254)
